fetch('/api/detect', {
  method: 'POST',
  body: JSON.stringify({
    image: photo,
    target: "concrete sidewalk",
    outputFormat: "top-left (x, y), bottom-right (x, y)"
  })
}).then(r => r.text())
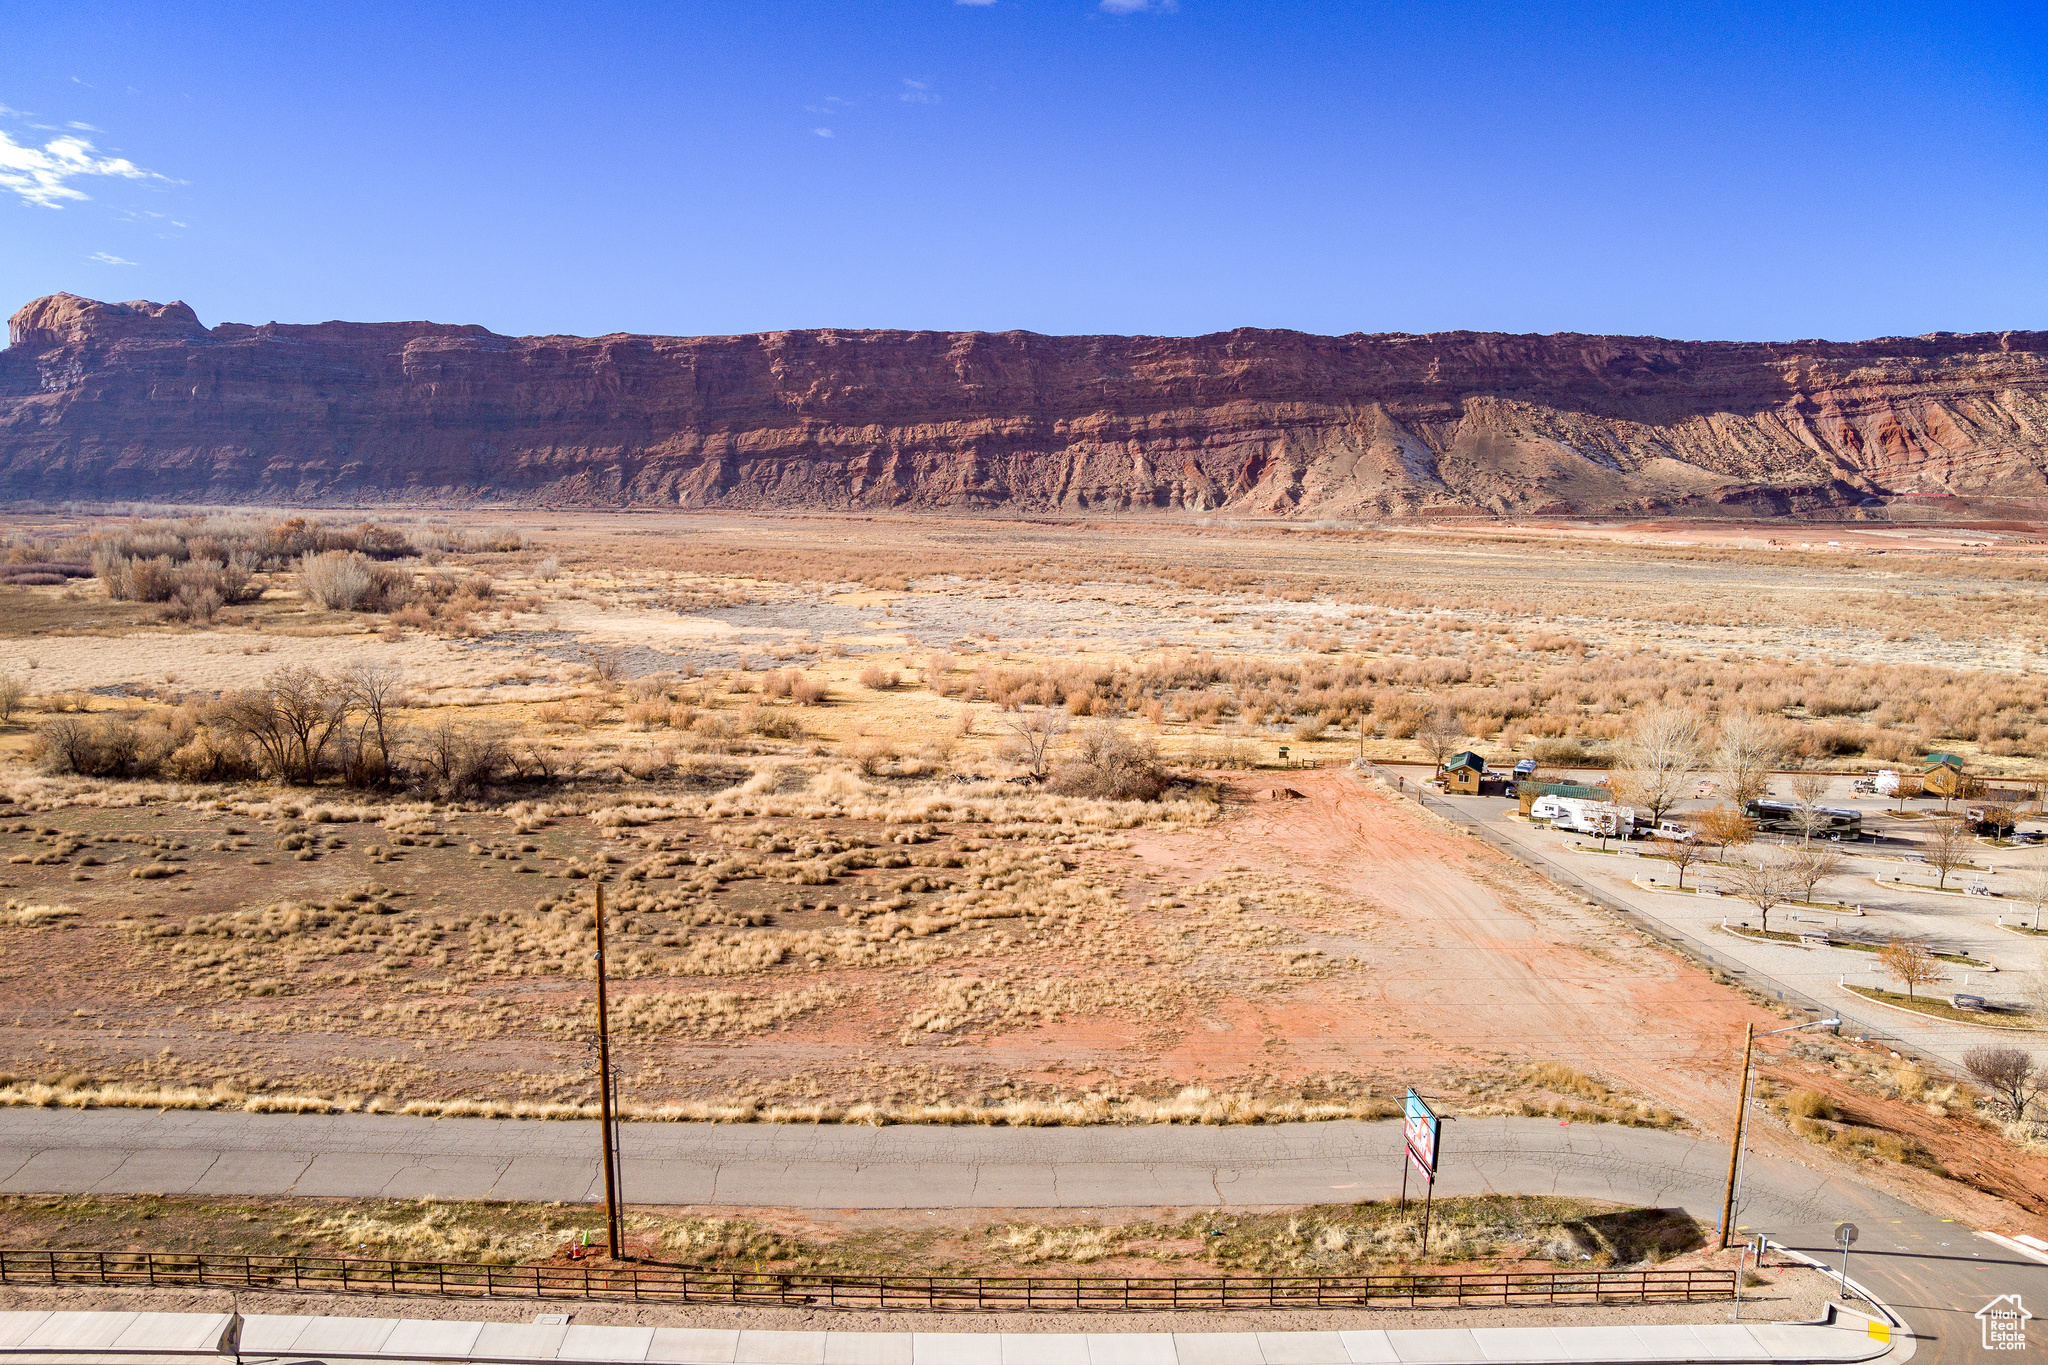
top-left (0, 1309), bottom-right (1897, 1364)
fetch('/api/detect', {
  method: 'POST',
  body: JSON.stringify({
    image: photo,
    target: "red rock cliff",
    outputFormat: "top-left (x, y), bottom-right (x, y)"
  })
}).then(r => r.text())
top-left (3, 293), bottom-right (2045, 516)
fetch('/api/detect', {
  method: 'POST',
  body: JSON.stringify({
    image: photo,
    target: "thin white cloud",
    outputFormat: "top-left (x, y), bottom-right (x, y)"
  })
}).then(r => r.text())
top-left (955, 0), bottom-right (998, 6)
top-left (899, 79), bottom-right (939, 105)
top-left (812, 127), bottom-right (835, 138)
top-left (65, 121), bottom-right (102, 132)
top-left (0, 128), bottom-right (167, 208)
top-left (1100, 0), bottom-right (1177, 11)
top-left (88, 251), bottom-right (135, 265)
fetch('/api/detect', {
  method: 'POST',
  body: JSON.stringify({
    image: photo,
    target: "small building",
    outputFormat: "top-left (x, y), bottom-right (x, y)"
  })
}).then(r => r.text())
top-left (1922, 753), bottom-right (1968, 799)
top-left (1441, 751), bottom-right (1487, 794)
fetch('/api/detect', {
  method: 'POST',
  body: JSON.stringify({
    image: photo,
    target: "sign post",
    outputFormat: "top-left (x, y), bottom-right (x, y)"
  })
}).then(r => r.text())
top-left (1402, 1089), bottom-right (1441, 1252)
top-left (1834, 1223), bottom-right (1857, 1299)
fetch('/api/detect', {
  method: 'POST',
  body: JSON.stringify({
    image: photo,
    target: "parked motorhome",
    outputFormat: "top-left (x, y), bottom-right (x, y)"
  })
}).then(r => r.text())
top-left (1743, 800), bottom-right (1862, 838)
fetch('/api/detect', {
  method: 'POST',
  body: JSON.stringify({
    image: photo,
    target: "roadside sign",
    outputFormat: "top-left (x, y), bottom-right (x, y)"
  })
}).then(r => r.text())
top-left (1835, 1222), bottom-right (1858, 1247)
top-left (1407, 1141), bottom-right (1434, 1185)
top-left (1404, 1089), bottom-right (1440, 1173)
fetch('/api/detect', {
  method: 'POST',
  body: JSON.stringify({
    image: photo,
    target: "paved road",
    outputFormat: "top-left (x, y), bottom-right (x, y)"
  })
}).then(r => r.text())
top-left (1, 1110), bottom-right (2041, 1359)
top-left (0, 1111), bottom-right (1886, 1224)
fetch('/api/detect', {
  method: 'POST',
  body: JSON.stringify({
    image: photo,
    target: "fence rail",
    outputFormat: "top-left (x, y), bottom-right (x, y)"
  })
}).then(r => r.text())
top-left (0, 1250), bottom-right (1734, 1312)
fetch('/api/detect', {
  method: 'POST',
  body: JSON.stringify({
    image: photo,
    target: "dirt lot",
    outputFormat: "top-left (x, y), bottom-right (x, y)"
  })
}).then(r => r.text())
top-left (0, 509), bottom-right (2044, 1244)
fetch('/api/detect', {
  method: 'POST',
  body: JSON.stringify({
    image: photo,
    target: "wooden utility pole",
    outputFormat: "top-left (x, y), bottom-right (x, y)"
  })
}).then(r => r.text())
top-left (1718, 1021), bottom-right (1756, 1249)
top-left (593, 883), bottom-right (624, 1260)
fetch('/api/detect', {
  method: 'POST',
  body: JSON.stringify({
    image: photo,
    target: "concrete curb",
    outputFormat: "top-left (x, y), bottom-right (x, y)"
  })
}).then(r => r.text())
top-left (0, 1310), bottom-right (1899, 1365)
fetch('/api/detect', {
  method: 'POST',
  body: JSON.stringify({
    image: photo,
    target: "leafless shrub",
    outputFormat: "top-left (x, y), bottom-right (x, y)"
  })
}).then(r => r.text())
top-left (31, 716), bottom-right (171, 778)
top-left (845, 737), bottom-right (895, 776)
top-left (1963, 1047), bottom-right (2040, 1120)
top-left (584, 646), bottom-right (628, 684)
top-left (534, 556), bottom-right (561, 582)
top-left (417, 720), bottom-right (509, 797)
top-left (299, 551), bottom-right (407, 612)
top-left (0, 675), bottom-right (23, 725)
top-left (1050, 722), bottom-right (1167, 801)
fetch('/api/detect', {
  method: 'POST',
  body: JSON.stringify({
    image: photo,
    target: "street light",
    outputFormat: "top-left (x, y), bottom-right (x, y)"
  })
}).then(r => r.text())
top-left (1718, 1017), bottom-right (1841, 1247)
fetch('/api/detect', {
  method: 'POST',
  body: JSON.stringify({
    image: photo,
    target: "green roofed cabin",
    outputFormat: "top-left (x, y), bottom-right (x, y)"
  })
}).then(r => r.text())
top-left (1923, 752), bottom-right (1967, 799)
top-left (1440, 751), bottom-right (1488, 794)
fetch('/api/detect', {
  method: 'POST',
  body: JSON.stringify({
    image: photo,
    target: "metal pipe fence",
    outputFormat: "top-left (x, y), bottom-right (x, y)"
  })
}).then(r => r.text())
top-left (0, 1250), bottom-right (1735, 1312)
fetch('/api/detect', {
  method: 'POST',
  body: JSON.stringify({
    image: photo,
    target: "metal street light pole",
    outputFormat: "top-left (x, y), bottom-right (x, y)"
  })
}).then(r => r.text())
top-left (1718, 1017), bottom-right (1839, 1248)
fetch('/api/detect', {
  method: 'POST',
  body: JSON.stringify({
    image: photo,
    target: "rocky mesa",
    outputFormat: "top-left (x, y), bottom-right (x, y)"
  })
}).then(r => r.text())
top-left (3, 292), bottom-right (2046, 517)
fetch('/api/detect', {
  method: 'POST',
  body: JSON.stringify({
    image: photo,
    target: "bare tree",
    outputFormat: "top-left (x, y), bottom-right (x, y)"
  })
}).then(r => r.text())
top-left (1611, 706), bottom-right (1706, 828)
top-left (1925, 815), bottom-right (1972, 891)
top-left (336, 663), bottom-right (406, 787)
top-left (1962, 1047), bottom-right (2041, 1121)
top-left (2012, 860), bottom-right (2048, 932)
top-left (214, 666), bottom-right (353, 784)
top-left (1002, 707), bottom-right (1069, 777)
top-left (1415, 704), bottom-right (1463, 775)
top-left (1878, 938), bottom-right (1945, 1000)
top-left (1784, 844), bottom-right (1847, 906)
top-left (1728, 851), bottom-right (1795, 934)
top-left (1789, 771), bottom-right (1833, 844)
top-left (1661, 835), bottom-right (1709, 891)
top-left (1714, 710), bottom-right (1782, 808)
top-left (0, 674), bottom-right (23, 726)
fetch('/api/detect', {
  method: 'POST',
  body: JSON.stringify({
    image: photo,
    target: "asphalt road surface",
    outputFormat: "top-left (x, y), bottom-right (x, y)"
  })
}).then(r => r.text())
top-left (3, 1109), bottom-right (2042, 1359)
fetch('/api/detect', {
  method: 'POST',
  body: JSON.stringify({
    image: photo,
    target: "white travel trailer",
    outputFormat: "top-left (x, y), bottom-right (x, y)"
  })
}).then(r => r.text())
top-left (1532, 794), bottom-right (1638, 837)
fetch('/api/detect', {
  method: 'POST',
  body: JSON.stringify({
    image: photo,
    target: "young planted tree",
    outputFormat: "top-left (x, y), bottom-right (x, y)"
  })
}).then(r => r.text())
top-left (1694, 806), bottom-right (1757, 862)
top-left (1714, 710), bottom-right (1782, 809)
top-left (1729, 851), bottom-right (1794, 934)
top-left (1784, 844), bottom-right (1847, 906)
top-left (2013, 860), bottom-right (2048, 932)
top-left (1661, 835), bottom-right (1709, 890)
top-left (1878, 938), bottom-right (1945, 1000)
top-left (1962, 1047), bottom-right (2041, 1121)
top-left (1611, 706), bottom-right (1706, 829)
top-left (1925, 815), bottom-right (1972, 891)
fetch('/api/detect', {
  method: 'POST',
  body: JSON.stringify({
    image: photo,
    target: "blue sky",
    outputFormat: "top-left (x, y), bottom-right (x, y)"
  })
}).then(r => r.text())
top-left (2, 2), bottom-right (2043, 342)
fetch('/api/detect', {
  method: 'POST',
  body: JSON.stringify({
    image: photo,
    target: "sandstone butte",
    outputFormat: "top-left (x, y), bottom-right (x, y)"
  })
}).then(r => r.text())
top-left (2, 292), bottom-right (2046, 518)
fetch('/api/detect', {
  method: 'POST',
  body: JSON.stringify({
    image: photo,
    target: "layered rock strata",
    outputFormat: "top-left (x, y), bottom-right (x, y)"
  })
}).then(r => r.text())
top-left (4, 293), bottom-right (2045, 516)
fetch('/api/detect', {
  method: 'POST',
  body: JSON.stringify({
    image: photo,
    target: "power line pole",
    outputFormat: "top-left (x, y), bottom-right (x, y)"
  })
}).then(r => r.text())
top-left (1718, 1021), bottom-right (1754, 1249)
top-left (593, 883), bottom-right (624, 1260)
